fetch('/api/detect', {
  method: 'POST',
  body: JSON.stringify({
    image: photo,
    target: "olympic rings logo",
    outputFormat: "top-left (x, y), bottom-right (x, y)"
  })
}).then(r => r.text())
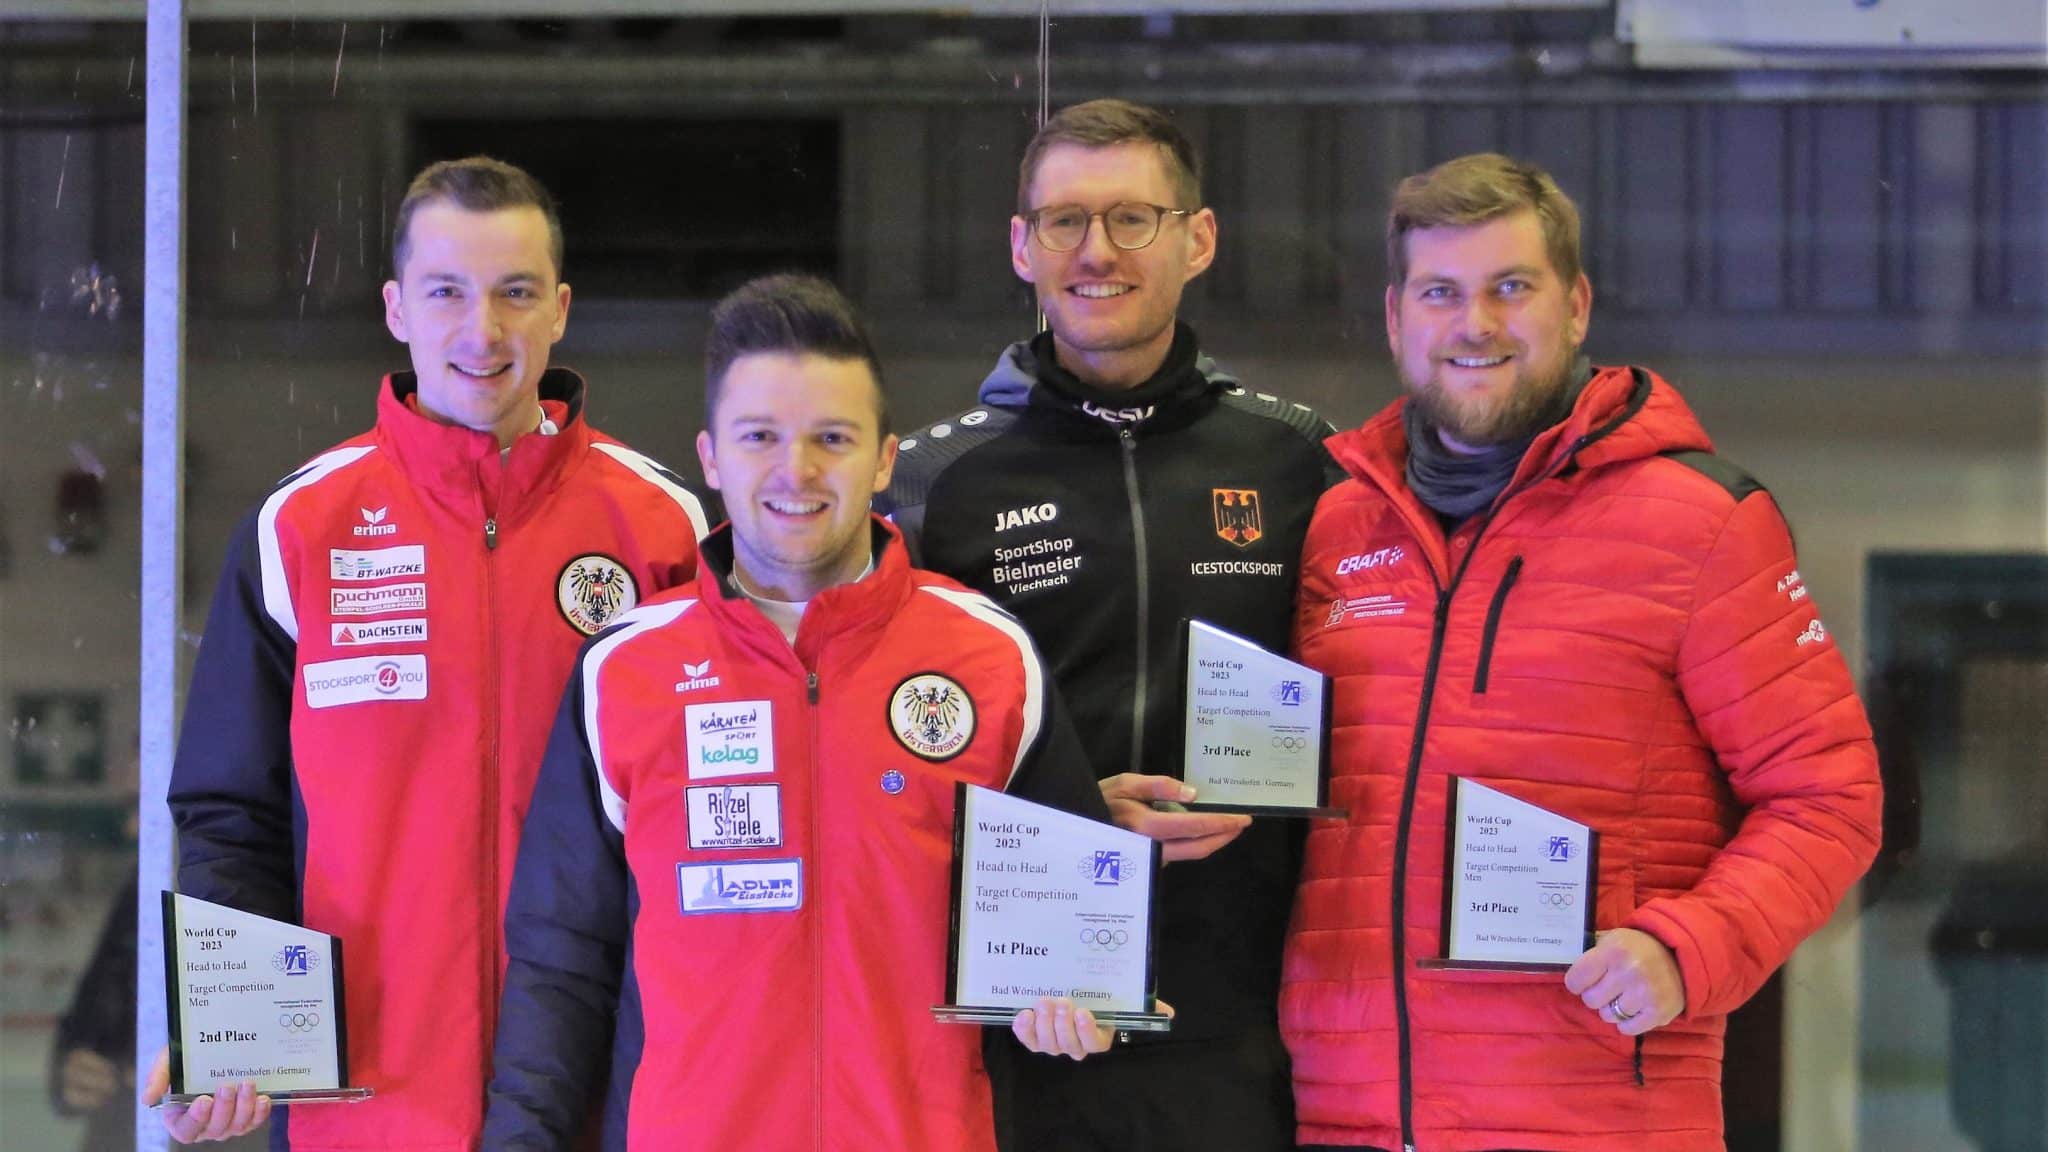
top-left (1079, 928), bottom-right (1130, 952)
top-left (1272, 736), bottom-right (1307, 752)
top-left (276, 1012), bottom-right (322, 1033)
top-left (1541, 891), bottom-right (1575, 909)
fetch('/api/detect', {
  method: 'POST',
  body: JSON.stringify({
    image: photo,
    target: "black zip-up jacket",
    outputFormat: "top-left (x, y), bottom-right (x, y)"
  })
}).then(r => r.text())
top-left (880, 324), bottom-right (1342, 1043)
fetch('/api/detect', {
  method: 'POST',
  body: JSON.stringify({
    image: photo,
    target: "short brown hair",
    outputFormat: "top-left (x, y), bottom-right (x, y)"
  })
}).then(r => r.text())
top-left (1017, 99), bottom-right (1201, 214)
top-left (390, 156), bottom-right (564, 280)
top-left (704, 274), bottom-right (889, 435)
top-left (1387, 153), bottom-right (1582, 288)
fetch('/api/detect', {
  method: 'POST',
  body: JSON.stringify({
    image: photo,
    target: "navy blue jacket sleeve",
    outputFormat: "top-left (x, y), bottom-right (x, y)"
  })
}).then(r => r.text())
top-left (484, 656), bottom-right (630, 1151)
top-left (168, 511), bottom-right (301, 922)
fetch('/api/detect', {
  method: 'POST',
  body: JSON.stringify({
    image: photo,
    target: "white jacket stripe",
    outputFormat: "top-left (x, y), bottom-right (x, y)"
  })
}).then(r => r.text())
top-left (591, 442), bottom-right (712, 542)
top-left (256, 445), bottom-right (378, 642)
top-left (917, 585), bottom-right (1043, 788)
top-left (582, 598), bottom-right (697, 834)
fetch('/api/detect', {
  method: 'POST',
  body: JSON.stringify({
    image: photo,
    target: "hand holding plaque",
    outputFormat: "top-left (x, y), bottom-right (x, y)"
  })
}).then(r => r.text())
top-left (933, 784), bottom-right (1170, 1033)
top-left (159, 892), bottom-right (371, 1106)
top-left (1178, 619), bottom-right (1344, 819)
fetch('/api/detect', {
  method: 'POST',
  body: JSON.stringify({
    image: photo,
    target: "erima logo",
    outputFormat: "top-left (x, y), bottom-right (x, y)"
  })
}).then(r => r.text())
top-left (994, 502), bottom-right (1059, 533)
top-left (353, 507), bottom-right (397, 537)
top-left (1336, 546), bottom-right (1406, 576)
top-left (674, 660), bottom-right (723, 693)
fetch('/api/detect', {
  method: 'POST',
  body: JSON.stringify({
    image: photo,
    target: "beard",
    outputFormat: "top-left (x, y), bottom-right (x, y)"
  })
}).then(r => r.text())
top-left (1403, 343), bottom-right (1580, 448)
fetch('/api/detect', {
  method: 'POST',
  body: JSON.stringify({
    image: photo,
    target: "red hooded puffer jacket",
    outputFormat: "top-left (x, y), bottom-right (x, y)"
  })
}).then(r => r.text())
top-left (1283, 365), bottom-right (1882, 1151)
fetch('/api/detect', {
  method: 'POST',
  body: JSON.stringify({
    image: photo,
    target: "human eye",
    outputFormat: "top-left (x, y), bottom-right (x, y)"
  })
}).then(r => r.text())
top-left (1041, 206), bottom-right (1088, 231)
top-left (1496, 279), bottom-right (1532, 298)
top-left (1108, 203), bottom-right (1155, 229)
top-left (1416, 283), bottom-right (1455, 302)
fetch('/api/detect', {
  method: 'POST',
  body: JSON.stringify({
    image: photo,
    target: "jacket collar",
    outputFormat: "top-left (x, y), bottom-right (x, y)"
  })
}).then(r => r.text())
top-left (374, 368), bottom-right (593, 524)
top-left (976, 321), bottom-right (1237, 437)
top-left (1327, 365), bottom-right (1715, 559)
top-left (692, 517), bottom-right (916, 666)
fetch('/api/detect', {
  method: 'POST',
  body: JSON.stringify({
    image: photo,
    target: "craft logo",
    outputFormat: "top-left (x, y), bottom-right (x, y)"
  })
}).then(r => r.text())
top-left (353, 506), bottom-right (398, 537)
top-left (558, 554), bottom-right (638, 636)
top-left (889, 674), bottom-right (975, 761)
top-left (1336, 546), bottom-right (1406, 576)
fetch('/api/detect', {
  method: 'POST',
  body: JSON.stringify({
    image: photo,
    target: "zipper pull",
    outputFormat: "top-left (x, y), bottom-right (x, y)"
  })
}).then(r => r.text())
top-left (807, 672), bottom-right (819, 704)
top-left (484, 517), bottom-right (498, 550)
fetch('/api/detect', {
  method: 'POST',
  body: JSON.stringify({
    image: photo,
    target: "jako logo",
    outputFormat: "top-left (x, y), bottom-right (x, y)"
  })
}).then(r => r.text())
top-left (994, 502), bottom-right (1059, 532)
top-left (674, 660), bottom-right (723, 693)
top-left (353, 506), bottom-right (397, 537)
top-left (1336, 546), bottom-right (1405, 576)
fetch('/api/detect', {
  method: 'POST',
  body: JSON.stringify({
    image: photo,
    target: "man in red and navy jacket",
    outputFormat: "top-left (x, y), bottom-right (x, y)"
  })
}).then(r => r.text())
top-left (154, 158), bottom-right (706, 1150)
top-left (483, 276), bottom-right (1120, 1152)
top-left (1285, 154), bottom-right (1882, 1151)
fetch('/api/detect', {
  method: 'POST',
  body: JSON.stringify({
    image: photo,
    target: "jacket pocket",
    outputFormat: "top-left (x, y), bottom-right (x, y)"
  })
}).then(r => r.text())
top-left (1473, 555), bottom-right (1524, 694)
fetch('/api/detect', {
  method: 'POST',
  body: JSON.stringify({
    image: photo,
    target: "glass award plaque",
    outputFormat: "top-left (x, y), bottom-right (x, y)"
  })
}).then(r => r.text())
top-left (1178, 618), bottom-right (1344, 818)
top-left (160, 892), bottom-right (372, 1105)
top-left (933, 784), bottom-right (1171, 1032)
top-left (1421, 777), bottom-right (1598, 972)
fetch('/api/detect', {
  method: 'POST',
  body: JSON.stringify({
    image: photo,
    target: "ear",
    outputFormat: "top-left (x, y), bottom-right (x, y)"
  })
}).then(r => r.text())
top-left (382, 281), bottom-right (407, 342)
top-left (1181, 207), bottom-right (1218, 281)
top-left (1384, 284), bottom-right (1402, 359)
top-left (550, 281), bottom-right (572, 344)
top-left (1010, 215), bottom-right (1036, 283)
top-left (871, 434), bottom-right (900, 497)
top-left (1567, 272), bottom-right (1592, 348)
top-left (695, 429), bottom-right (722, 492)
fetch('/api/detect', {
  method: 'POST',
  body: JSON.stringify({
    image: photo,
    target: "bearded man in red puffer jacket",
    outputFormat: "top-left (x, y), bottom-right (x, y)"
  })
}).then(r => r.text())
top-left (1285, 153), bottom-right (1882, 1152)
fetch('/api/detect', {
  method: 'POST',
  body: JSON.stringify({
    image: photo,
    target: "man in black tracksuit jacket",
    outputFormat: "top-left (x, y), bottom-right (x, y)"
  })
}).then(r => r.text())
top-left (880, 99), bottom-right (1341, 1151)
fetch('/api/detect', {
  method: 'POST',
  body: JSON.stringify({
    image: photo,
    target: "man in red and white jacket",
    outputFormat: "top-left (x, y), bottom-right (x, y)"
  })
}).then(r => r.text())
top-left (483, 275), bottom-right (1122, 1152)
top-left (1286, 154), bottom-right (1882, 1151)
top-left (154, 158), bottom-right (706, 1150)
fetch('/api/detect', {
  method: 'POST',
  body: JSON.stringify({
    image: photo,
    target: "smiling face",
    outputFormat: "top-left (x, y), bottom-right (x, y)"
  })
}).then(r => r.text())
top-left (696, 352), bottom-right (897, 603)
top-left (1386, 209), bottom-right (1591, 453)
top-left (1010, 142), bottom-right (1216, 390)
top-left (381, 201), bottom-right (571, 448)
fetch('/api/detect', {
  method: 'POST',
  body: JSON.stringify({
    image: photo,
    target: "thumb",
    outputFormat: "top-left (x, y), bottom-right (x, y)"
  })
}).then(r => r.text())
top-left (142, 1047), bottom-right (170, 1105)
top-left (1562, 941), bottom-right (1609, 995)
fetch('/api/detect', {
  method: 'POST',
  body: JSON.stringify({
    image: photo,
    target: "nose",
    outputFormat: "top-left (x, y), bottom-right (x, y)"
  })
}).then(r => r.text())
top-left (781, 439), bottom-right (825, 481)
top-left (1074, 212), bottom-right (1119, 269)
top-left (460, 296), bottom-right (504, 346)
top-left (1456, 293), bottom-right (1500, 342)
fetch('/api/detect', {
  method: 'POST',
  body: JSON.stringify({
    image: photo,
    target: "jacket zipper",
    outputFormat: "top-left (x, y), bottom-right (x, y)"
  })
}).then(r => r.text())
top-left (1391, 436), bottom-right (1597, 1152)
top-left (1472, 555), bottom-right (1524, 695)
top-left (479, 495), bottom-right (503, 1079)
top-left (1118, 429), bottom-right (1150, 775)
top-left (808, 669), bottom-right (823, 1152)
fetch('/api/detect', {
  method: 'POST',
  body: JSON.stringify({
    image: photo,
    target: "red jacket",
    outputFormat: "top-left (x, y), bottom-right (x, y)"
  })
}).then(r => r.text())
top-left (1283, 366), bottom-right (1881, 1151)
top-left (483, 521), bottom-right (1110, 1152)
top-left (171, 371), bottom-right (705, 1151)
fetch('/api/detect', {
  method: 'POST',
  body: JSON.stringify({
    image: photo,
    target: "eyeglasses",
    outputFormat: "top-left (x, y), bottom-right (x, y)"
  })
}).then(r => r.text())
top-left (1024, 202), bottom-right (1196, 253)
